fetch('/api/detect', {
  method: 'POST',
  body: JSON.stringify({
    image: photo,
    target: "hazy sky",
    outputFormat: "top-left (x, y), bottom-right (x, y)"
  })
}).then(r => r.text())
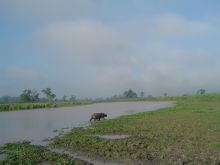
top-left (1, 0), bottom-right (220, 98)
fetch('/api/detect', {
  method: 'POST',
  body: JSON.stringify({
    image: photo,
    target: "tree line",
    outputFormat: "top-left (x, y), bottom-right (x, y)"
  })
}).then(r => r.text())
top-left (19, 88), bottom-right (77, 103)
top-left (19, 88), bottom-right (57, 102)
top-left (0, 88), bottom-right (142, 104)
top-left (0, 88), bottom-right (206, 104)
top-left (0, 88), bottom-right (77, 103)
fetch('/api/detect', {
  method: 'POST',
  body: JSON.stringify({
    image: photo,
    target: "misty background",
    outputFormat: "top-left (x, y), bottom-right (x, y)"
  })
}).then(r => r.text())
top-left (1, 0), bottom-right (220, 98)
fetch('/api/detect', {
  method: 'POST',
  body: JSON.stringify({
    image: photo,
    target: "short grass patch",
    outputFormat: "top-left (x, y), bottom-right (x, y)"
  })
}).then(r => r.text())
top-left (0, 141), bottom-right (87, 165)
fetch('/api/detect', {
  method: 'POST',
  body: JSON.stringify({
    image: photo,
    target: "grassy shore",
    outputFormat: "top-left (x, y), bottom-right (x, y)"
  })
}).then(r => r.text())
top-left (0, 98), bottom-right (159, 112)
top-left (1, 93), bottom-right (220, 164)
top-left (0, 141), bottom-right (88, 165)
top-left (0, 101), bottom-right (92, 112)
top-left (50, 93), bottom-right (220, 164)
top-left (0, 95), bottom-right (180, 112)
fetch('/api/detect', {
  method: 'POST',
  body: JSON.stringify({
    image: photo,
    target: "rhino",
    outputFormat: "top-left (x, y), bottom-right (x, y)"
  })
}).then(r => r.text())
top-left (90, 113), bottom-right (107, 122)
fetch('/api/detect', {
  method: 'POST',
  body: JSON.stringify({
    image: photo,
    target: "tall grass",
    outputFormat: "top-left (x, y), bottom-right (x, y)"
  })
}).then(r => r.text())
top-left (0, 101), bottom-right (92, 112)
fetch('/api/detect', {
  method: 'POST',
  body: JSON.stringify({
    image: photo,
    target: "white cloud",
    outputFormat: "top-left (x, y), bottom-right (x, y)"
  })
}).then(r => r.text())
top-left (35, 20), bottom-right (134, 67)
top-left (0, 0), bottom-right (97, 22)
top-left (147, 14), bottom-right (213, 37)
top-left (119, 14), bottom-right (213, 39)
top-left (31, 17), bottom-right (220, 97)
top-left (1, 0), bottom-right (220, 98)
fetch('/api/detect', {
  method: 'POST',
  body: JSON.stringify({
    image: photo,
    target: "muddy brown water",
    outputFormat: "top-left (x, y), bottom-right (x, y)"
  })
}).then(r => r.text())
top-left (0, 101), bottom-right (173, 145)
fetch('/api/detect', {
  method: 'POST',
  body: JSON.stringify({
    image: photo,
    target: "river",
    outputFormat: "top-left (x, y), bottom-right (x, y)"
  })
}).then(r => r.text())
top-left (0, 101), bottom-right (173, 145)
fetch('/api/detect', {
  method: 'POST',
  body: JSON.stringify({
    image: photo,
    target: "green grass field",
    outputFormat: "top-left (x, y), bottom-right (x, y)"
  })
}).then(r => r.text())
top-left (0, 141), bottom-right (87, 165)
top-left (1, 93), bottom-right (220, 164)
top-left (50, 93), bottom-right (220, 164)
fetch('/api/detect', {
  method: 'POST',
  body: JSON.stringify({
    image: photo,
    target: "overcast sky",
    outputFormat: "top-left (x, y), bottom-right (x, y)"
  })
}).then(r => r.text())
top-left (1, 0), bottom-right (220, 98)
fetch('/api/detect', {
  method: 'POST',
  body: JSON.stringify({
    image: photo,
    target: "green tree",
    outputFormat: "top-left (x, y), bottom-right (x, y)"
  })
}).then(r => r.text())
top-left (42, 88), bottom-right (56, 101)
top-left (62, 95), bottom-right (67, 102)
top-left (20, 89), bottom-right (31, 102)
top-left (196, 89), bottom-right (206, 95)
top-left (69, 95), bottom-right (76, 102)
top-left (31, 90), bottom-right (40, 102)
top-left (123, 89), bottom-right (138, 98)
top-left (20, 89), bottom-right (39, 102)
top-left (140, 91), bottom-right (144, 98)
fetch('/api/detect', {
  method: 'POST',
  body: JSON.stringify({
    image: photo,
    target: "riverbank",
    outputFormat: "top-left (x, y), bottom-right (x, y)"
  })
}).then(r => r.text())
top-left (50, 93), bottom-right (220, 164)
top-left (0, 101), bottom-right (92, 112)
top-left (1, 93), bottom-right (220, 164)
top-left (0, 96), bottom-right (175, 112)
top-left (0, 141), bottom-right (89, 165)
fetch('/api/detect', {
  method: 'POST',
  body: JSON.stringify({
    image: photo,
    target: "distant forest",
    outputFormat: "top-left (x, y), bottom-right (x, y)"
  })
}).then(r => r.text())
top-left (0, 88), bottom-right (206, 104)
top-left (0, 88), bottom-right (144, 104)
